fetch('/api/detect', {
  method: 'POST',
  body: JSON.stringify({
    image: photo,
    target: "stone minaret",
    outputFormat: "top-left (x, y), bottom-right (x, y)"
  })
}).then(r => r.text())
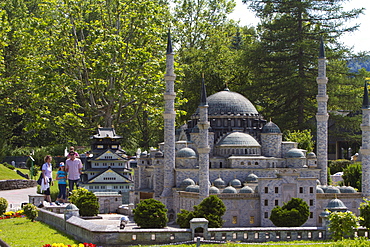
top-left (316, 37), bottom-right (329, 185)
top-left (361, 81), bottom-right (370, 196)
top-left (198, 76), bottom-right (210, 200)
top-left (161, 31), bottom-right (176, 206)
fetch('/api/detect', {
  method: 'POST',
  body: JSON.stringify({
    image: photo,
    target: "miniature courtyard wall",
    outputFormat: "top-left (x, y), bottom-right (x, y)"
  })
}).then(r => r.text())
top-left (36, 208), bottom-right (370, 246)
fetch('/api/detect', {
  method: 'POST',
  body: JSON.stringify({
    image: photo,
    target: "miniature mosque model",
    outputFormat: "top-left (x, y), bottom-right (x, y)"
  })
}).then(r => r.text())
top-left (131, 35), bottom-right (369, 227)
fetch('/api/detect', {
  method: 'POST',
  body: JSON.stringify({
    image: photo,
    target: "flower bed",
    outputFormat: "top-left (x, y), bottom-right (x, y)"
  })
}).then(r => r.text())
top-left (0, 210), bottom-right (25, 219)
top-left (42, 243), bottom-right (96, 247)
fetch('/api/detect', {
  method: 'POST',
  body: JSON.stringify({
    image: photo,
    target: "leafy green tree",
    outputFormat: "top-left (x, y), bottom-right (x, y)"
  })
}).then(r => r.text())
top-left (328, 211), bottom-right (361, 241)
top-left (133, 198), bottom-right (168, 228)
top-left (284, 129), bottom-right (315, 152)
top-left (359, 198), bottom-right (370, 229)
top-left (69, 188), bottom-right (99, 217)
top-left (172, 0), bottom-right (255, 121)
top-left (341, 163), bottom-right (362, 191)
top-left (177, 195), bottom-right (226, 228)
top-left (241, 0), bottom-right (364, 131)
top-left (270, 197), bottom-right (309, 227)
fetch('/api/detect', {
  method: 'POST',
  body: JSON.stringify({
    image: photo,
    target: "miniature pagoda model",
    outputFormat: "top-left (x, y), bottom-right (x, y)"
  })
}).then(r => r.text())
top-left (80, 127), bottom-right (133, 203)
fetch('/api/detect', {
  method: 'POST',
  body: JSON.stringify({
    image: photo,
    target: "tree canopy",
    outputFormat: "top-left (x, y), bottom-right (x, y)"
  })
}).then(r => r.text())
top-left (133, 198), bottom-right (168, 228)
top-left (270, 197), bottom-right (309, 227)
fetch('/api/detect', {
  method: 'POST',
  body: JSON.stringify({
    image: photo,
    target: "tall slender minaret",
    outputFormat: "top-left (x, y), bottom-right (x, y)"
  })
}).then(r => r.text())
top-left (316, 37), bottom-right (329, 185)
top-left (198, 75), bottom-right (210, 200)
top-left (161, 31), bottom-right (176, 205)
top-left (361, 81), bottom-right (370, 196)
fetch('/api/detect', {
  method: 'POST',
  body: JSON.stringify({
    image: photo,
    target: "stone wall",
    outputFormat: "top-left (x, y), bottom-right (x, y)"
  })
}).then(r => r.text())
top-left (36, 208), bottom-right (370, 246)
top-left (0, 179), bottom-right (37, 190)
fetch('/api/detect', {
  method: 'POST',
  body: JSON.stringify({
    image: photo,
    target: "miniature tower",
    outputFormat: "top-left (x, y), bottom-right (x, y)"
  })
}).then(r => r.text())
top-left (198, 76), bottom-right (210, 200)
top-left (316, 37), bottom-right (329, 185)
top-left (361, 81), bottom-right (370, 196)
top-left (161, 31), bottom-right (176, 205)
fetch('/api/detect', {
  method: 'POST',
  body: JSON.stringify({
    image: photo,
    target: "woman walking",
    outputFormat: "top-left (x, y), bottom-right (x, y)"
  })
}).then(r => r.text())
top-left (41, 155), bottom-right (54, 205)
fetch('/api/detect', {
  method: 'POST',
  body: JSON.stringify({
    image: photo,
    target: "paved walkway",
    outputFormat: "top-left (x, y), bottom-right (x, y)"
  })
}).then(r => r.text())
top-left (0, 186), bottom-right (38, 210)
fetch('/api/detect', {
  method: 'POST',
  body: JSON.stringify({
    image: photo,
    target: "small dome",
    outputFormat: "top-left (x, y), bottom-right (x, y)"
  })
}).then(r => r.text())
top-left (213, 177), bottom-right (226, 188)
top-left (261, 121), bottom-right (281, 133)
top-left (319, 210), bottom-right (330, 218)
top-left (222, 186), bottom-right (238, 194)
top-left (209, 186), bottom-right (220, 194)
top-left (176, 147), bottom-right (197, 158)
top-left (185, 184), bottom-right (199, 193)
top-left (240, 186), bottom-right (254, 193)
top-left (319, 185), bottom-right (328, 193)
top-left (180, 178), bottom-right (195, 189)
top-left (155, 150), bottom-right (163, 157)
top-left (307, 152), bottom-right (316, 159)
top-left (326, 198), bottom-right (348, 211)
top-left (316, 187), bottom-right (324, 193)
top-left (218, 132), bottom-right (260, 147)
top-left (325, 186), bottom-right (341, 193)
top-left (230, 178), bottom-right (242, 188)
top-left (246, 173), bottom-right (258, 183)
top-left (285, 148), bottom-right (305, 158)
top-left (339, 186), bottom-right (357, 193)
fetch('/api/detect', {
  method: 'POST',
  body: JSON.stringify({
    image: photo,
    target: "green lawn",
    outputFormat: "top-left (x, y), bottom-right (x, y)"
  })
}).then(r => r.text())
top-left (0, 164), bottom-right (28, 180)
top-left (0, 217), bottom-right (79, 246)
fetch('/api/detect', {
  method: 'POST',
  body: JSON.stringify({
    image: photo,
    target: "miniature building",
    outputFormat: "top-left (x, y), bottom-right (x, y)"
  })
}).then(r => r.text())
top-left (131, 35), bottom-right (365, 227)
top-left (80, 127), bottom-right (134, 204)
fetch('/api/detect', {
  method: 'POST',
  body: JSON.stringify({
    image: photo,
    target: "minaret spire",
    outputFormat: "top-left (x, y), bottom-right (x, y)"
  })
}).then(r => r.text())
top-left (197, 75), bottom-right (210, 200)
top-left (363, 81), bottom-right (370, 109)
top-left (361, 80), bottom-right (370, 196)
top-left (316, 37), bottom-right (329, 185)
top-left (161, 30), bottom-right (176, 206)
top-left (200, 74), bottom-right (207, 106)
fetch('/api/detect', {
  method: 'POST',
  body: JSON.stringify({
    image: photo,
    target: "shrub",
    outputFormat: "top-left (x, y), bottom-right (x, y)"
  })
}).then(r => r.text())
top-left (133, 198), bottom-right (168, 228)
top-left (270, 198), bottom-right (309, 227)
top-left (69, 188), bottom-right (99, 216)
top-left (328, 211), bottom-right (361, 241)
top-left (177, 195), bottom-right (226, 228)
top-left (359, 198), bottom-right (370, 228)
top-left (341, 163), bottom-right (362, 191)
top-left (23, 203), bottom-right (38, 221)
top-left (328, 159), bottom-right (352, 175)
top-left (0, 197), bottom-right (8, 215)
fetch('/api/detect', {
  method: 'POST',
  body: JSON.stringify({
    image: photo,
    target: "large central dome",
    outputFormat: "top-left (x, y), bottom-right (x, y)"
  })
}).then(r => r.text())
top-left (207, 89), bottom-right (258, 116)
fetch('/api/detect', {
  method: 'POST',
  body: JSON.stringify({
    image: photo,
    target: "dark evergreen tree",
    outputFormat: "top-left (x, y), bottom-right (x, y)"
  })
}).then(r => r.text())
top-left (270, 197), bottom-right (309, 227)
top-left (241, 0), bottom-right (364, 130)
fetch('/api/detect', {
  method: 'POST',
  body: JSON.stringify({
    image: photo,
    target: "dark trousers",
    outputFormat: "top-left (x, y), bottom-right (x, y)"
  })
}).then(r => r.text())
top-left (68, 179), bottom-right (79, 192)
top-left (57, 184), bottom-right (67, 199)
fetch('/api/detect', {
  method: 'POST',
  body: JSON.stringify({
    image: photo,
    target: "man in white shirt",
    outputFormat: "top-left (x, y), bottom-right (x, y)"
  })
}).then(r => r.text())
top-left (65, 151), bottom-right (83, 192)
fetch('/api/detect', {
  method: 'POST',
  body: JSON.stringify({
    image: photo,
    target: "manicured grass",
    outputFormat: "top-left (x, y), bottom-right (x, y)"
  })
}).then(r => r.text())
top-left (0, 217), bottom-right (80, 246)
top-left (0, 164), bottom-right (27, 180)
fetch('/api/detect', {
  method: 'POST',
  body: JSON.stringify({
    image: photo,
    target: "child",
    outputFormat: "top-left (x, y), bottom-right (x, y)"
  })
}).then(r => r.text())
top-left (55, 162), bottom-right (68, 205)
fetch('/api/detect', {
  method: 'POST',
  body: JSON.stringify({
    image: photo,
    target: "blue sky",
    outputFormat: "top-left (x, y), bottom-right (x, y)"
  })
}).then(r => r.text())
top-left (229, 0), bottom-right (370, 53)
